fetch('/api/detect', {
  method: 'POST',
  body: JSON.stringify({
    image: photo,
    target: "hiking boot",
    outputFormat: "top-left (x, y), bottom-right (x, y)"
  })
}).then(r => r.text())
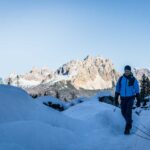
top-left (128, 124), bottom-right (132, 130)
top-left (124, 127), bottom-right (130, 135)
top-left (124, 124), bottom-right (131, 135)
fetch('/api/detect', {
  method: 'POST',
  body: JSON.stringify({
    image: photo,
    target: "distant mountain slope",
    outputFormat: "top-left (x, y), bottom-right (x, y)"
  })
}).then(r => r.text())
top-left (5, 55), bottom-right (119, 100)
top-left (0, 77), bottom-right (3, 84)
top-left (5, 55), bottom-right (150, 101)
top-left (133, 68), bottom-right (150, 80)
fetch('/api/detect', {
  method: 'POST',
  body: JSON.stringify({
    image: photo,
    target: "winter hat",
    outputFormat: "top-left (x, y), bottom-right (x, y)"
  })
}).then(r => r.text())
top-left (124, 65), bottom-right (131, 71)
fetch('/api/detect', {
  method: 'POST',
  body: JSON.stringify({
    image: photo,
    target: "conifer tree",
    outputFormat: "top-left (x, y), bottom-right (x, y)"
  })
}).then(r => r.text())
top-left (140, 74), bottom-right (147, 101)
top-left (140, 74), bottom-right (150, 106)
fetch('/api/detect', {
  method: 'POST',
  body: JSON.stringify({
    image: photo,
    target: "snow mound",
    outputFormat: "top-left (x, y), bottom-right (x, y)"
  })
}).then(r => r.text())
top-left (0, 121), bottom-right (79, 150)
top-left (0, 85), bottom-right (36, 123)
top-left (35, 95), bottom-right (69, 109)
top-left (0, 85), bottom-right (150, 150)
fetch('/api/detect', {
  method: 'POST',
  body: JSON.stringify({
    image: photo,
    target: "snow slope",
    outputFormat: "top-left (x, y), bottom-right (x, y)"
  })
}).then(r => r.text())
top-left (63, 98), bottom-right (150, 150)
top-left (0, 85), bottom-right (150, 150)
top-left (35, 95), bottom-right (70, 109)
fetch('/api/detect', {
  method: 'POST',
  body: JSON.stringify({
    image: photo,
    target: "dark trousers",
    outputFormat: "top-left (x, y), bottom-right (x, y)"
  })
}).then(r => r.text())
top-left (120, 97), bottom-right (134, 125)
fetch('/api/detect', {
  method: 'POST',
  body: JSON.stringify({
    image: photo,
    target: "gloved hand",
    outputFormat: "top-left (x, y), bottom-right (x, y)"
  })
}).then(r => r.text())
top-left (136, 93), bottom-right (141, 107)
top-left (114, 92), bottom-right (120, 107)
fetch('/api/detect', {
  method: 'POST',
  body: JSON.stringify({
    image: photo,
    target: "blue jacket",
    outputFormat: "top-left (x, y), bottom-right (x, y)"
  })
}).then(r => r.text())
top-left (115, 75), bottom-right (140, 97)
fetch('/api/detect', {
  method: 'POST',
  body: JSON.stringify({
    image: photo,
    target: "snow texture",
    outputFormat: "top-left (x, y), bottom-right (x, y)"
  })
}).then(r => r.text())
top-left (0, 85), bottom-right (150, 150)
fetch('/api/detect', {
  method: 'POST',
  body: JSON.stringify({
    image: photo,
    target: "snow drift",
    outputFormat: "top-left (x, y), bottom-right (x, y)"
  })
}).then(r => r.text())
top-left (0, 85), bottom-right (150, 150)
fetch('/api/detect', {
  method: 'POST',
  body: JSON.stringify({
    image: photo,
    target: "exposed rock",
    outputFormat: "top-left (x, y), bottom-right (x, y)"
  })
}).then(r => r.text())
top-left (133, 68), bottom-right (150, 80)
top-left (5, 55), bottom-right (120, 100)
top-left (0, 78), bottom-right (3, 84)
top-left (5, 67), bottom-right (54, 88)
top-left (56, 55), bottom-right (119, 90)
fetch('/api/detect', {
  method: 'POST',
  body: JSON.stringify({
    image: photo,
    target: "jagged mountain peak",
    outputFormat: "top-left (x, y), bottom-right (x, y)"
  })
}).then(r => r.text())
top-left (51, 55), bottom-right (119, 90)
top-left (56, 55), bottom-right (114, 76)
top-left (133, 68), bottom-right (150, 80)
top-left (0, 77), bottom-right (3, 84)
top-left (5, 55), bottom-right (120, 100)
top-left (84, 55), bottom-right (104, 60)
top-left (6, 67), bottom-right (54, 87)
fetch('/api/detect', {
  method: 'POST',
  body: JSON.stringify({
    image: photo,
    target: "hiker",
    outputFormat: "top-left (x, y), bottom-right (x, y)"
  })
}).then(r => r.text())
top-left (115, 65), bottom-right (141, 135)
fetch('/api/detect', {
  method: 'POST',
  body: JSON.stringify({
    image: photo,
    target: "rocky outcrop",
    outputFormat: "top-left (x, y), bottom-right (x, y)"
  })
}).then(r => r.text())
top-left (5, 67), bottom-right (54, 87)
top-left (5, 55), bottom-right (120, 100)
top-left (56, 55), bottom-right (119, 90)
top-left (133, 68), bottom-right (150, 80)
top-left (0, 78), bottom-right (3, 84)
top-left (27, 56), bottom-right (120, 100)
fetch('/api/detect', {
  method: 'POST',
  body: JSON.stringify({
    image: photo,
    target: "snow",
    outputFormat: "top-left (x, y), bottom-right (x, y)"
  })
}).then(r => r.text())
top-left (0, 85), bottom-right (150, 150)
top-left (0, 121), bottom-right (80, 150)
top-left (18, 78), bottom-right (41, 87)
top-left (47, 73), bottom-right (74, 86)
top-left (35, 96), bottom-right (70, 109)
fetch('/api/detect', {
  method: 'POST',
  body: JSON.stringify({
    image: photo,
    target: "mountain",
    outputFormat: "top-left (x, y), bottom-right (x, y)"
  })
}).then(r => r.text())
top-left (0, 77), bottom-right (3, 84)
top-left (5, 67), bottom-right (54, 87)
top-left (133, 68), bottom-right (150, 80)
top-left (5, 55), bottom-right (119, 100)
top-left (6, 56), bottom-right (119, 89)
top-left (6, 56), bottom-right (150, 101)
top-left (56, 55), bottom-right (119, 90)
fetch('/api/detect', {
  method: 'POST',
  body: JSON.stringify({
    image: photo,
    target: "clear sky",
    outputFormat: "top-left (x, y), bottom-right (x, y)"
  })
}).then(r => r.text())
top-left (0, 0), bottom-right (150, 78)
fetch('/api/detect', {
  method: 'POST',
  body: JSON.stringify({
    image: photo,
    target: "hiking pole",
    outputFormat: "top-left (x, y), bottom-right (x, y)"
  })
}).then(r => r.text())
top-left (135, 107), bottom-right (142, 116)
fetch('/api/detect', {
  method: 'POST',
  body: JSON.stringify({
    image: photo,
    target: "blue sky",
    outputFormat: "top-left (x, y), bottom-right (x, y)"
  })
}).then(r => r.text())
top-left (0, 0), bottom-right (150, 78)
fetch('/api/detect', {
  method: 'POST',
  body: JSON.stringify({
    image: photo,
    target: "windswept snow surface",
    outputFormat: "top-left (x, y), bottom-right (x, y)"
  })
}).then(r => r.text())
top-left (35, 96), bottom-right (70, 109)
top-left (0, 85), bottom-right (150, 150)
